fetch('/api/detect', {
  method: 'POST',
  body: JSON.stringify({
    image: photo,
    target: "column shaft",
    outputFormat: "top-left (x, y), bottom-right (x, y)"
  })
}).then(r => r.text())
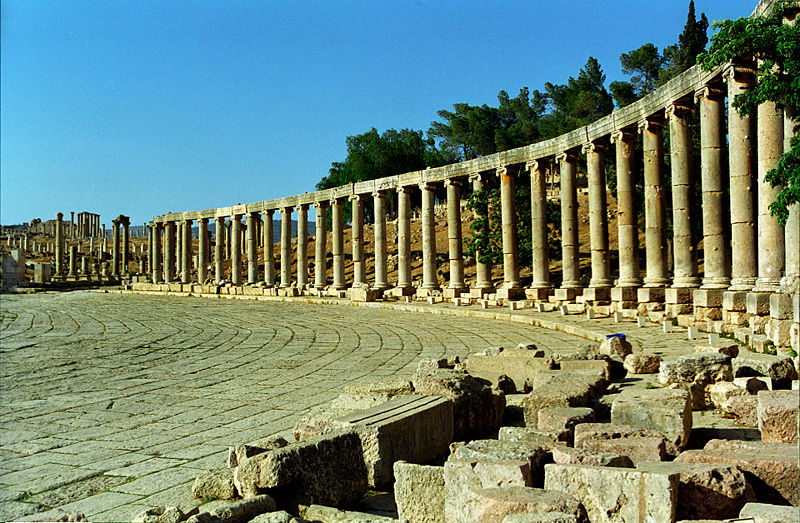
top-left (374, 191), bottom-right (389, 289)
top-left (784, 105), bottom-right (799, 290)
top-left (420, 183), bottom-right (439, 289)
top-left (314, 202), bottom-right (328, 289)
top-left (55, 212), bottom-right (64, 276)
top-left (197, 219), bottom-right (208, 284)
top-left (755, 100), bottom-right (785, 290)
top-left (397, 187), bottom-right (412, 288)
top-left (611, 130), bottom-right (641, 286)
top-left (280, 207), bottom-right (292, 287)
top-left (640, 117), bottom-right (669, 286)
top-left (528, 161), bottom-right (551, 288)
top-left (247, 213), bottom-right (258, 284)
top-left (264, 211), bottom-right (275, 286)
top-left (445, 180), bottom-right (465, 289)
top-left (558, 153), bottom-right (581, 287)
top-left (331, 199), bottom-right (346, 289)
top-left (214, 218), bottom-right (224, 283)
top-left (231, 216), bottom-right (242, 286)
top-left (498, 167), bottom-right (521, 289)
top-left (181, 220), bottom-right (192, 283)
top-left (584, 142), bottom-right (612, 287)
top-left (469, 173), bottom-right (493, 289)
top-left (112, 220), bottom-right (120, 277)
top-left (297, 205), bottom-right (308, 288)
top-left (152, 223), bottom-right (162, 283)
top-left (351, 195), bottom-right (365, 286)
top-left (163, 222), bottom-right (175, 282)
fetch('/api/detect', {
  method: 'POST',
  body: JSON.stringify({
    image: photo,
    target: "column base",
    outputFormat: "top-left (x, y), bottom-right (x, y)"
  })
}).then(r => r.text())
top-left (385, 286), bottom-right (416, 298)
top-left (637, 287), bottom-right (665, 303)
top-left (561, 280), bottom-right (582, 289)
top-left (373, 282), bottom-right (392, 291)
top-left (554, 287), bottom-right (582, 302)
top-left (701, 277), bottom-right (731, 289)
top-left (722, 291), bottom-right (748, 312)
top-left (728, 277), bottom-right (757, 291)
top-left (583, 287), bottom-right (610, 303)
top-left (642, 278), bottom-right (670, 288)
top-left (588, 278), bottom-right (613, 289)
top-left (469, 287), bottom-right (495, 298)
top-left (525, 287), bottom-right (553, 301)
top-left (614, 277), bottom-right (642, 287)
top-left (610, 287), bottom-right (639, 311)
top-left (753, 277), bottom-right (781, 293)
top-left (496, 286), bottom-right (524, 301)
top-left (671, 276), bottom-right (701, 288)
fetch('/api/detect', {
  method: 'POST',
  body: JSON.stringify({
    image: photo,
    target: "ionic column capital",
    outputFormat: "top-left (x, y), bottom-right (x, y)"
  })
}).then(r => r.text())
top-left (722, 62), bottom-right (756, 85)
top-left (694, 84), bottom-right (725, 103)
top-left (638, 115), bottom-right (664, 134)
top-left (610, 128), bottom-right (636, 144)
top-left (372, 189), bottom-right (387, 198)
top-left (444, 178), bottom-right (461, 188)
top-left (581, 141), bottom-right (607, 155)
top-left (198, 217), bottom-right (208, 224)
top-left (329, 197), bottom-right (344, 206)
top-left (556, 151), bottom-right (578, 164)
top-left (419, 181), bottom-right (437, 191)
top-left (665, 100), bottom-right (694, 120)
top-left (397, 184), bottom-right (414, 194)
top-left (349, 194), bottom-right (365, 203)
top-left (496, 165), bottom-right (519, 177)
top-left (280, 206), bottom-right (293, 214)
top-left (525, 159), bottom-right (546, 172)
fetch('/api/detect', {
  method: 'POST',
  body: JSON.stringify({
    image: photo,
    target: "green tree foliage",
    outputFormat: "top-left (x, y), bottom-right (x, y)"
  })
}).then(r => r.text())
top-left (661, 0), bottom-right (709, 84)
top-left (464, 187), bottom-right (532, 268)
top-left (700, 0), bottom-right (799, 225)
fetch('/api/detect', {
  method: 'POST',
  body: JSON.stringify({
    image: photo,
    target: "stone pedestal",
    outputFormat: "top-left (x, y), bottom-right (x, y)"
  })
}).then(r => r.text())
top-left (665, 287), bottom-right (694, 317)
top-left (693, 288), bottom-right (725, 322)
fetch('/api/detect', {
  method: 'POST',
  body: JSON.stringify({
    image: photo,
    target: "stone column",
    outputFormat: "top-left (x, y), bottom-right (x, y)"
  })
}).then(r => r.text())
top-left (230, 215), bottom-right (242, 286)
top-left (583, 141), bottom-right (612, 288)
top-left (314, 202), bottom-right (328, 289)
top-left (445, 180), bottom-right (466, 292)
top-left (666, 102), bottom-right (700, 287)
top-left (263, 210), bottom-right (275, 287)
top-left (331, 199), bottom-right (346, 290)
top-left (420, 182), bottom-right (440, 291)
top-left (696, 85), bottom-right (730, 288)
top-left (783, 105), bottom-right (799, 291)
top-left (152, 223), bottom-right (162, 283)
top-left (164, 221), bottom-right (175, 282)
top-left (181, 220), bottom-right (192, 283)
top-left (225, 221), bottom-right (232, 260)
top-left (497, 166), bottom-right (522, 296)
top-left (55, 212), bottom-right (64, 276)
top-left (296, 204), bottom-right (308, 288)
top-left (176, 222), bottom-right (183, 278)
top-left (469, 172), bottom-right (493, 290)
top-left (280, 207), bottom-right (293, 287)
top-left (611, 129), bottom-right (641, 287)
top-left (198, 218), bottom-right (208, 284)
top-left (373, 191), bottom-right (390, 290)
top-left (754, 99), bottom-right (785, 291)
top-left (558, 151), bottom-right (581, 288)
top-left (527, 160), bottom-right (551, 290)
top-left (214, 217), bottom-right (224, 283)
top-left (68, 245), bottom-right (77, 277)
top-left (246, 212), bottom-right (258, 284)
top-left (639, 116), bottom-right (669, 287)
top-left (147, 224), bottom-right (154, 278)
top-left (70, 212), bottom-right (75, 239)
top-left (396, 186), bottom-right (413, 289)
top-left (112, 218), bottom-right (121, 277)
top-left (350, 195), bottom-right (365, 287)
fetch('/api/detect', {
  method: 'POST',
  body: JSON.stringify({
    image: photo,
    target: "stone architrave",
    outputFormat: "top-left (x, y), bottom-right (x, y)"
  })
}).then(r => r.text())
top-left (313, 202), bottom-right (327, 289)
top-left (373, 191), bottom-right (390, 290)
top-left (583, 141), bottom-right (612, 288)
top-left (280, 207), bottom-right (292, 288)
top-left (350, 195), bottom-right (365, 287)
top-left (263, 210), bottom-right (275, 287)
top-left (469, 172), bottom-right (494, 291)
top-left (296, 204), bottom-right (308, 288)
top-left (527, 160), bottom-right (551, 289)
top-left (420, 182), bottom-right (440, 290)
top-left (331, 199), bottom-right (346, 290)
top-left (639, 116), bottom-right (669, 287)
top-left (497, 166), bottom-right (522, 294)
top-left (557, 152), bottom-right (581, 288)
top-left (724, 64), bottom-right (758, 291)
top-left (666, 102), bottom-right (700, 288)
top-left (231, 214), bottom-right (242, 286)
top-left (396, 186), bottom-right (413, 290)
top-left (214, 217), bottom-right (224, 283)
top-left (445, 180), bottom-right (466, 292)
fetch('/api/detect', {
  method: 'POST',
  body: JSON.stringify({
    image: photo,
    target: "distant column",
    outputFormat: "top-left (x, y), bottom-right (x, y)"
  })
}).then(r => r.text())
top-left (498, 166), bottom-right (521, 294)
top-left (696, 85), bottom-right (730, 288)
top-left (420, 182), bottom-right (440, 290)
top-left (754, 99), bottom-right (785, 291)
top-left (665, 102), bottom-right (700, 287)
top-left (528, 160), bottom-right (551, 289)
top-left (198, 218), bottom-right (208, 284)
top-left (314, 202), bottom-right (328, 289)
top-left (263, 211), bottom-right (275, 287)
top-left (373, 191), bottom-right (390, 290)
top-left (297, 204), bottom-right (309, 288)
top-left (280, 207), bottom-right (293, 288)
top-left (469, 172), bottom-right (493, 290)
top-left (214, 217), bottom-right (224, 283)
top-left (396, 186), bottom-right (413, 289)
top-left (55, 212), bottom-right (64, 276)
top-left (231, 215), bottom-right (242, 286)
top-left (68, 245), bottom-right (77, 278)
top-left (724, 65), bottom-right (757, 290)
top-left (246, 212), bottom-right (258, 284)
top-left (558, 151), bottom-right (581, 288)
top-left (583, 141), bottom-right (612, 288)
top-left (152, 223), bottom-right (162, 283)
top-left (640, 116), bottom-right (669, 287)
top-left (179, 220), bottom-right (191, 283)
top-left (112, 217), bottom-right (121, 277)
top-left (445, 180), bottom-right (466, 291)
top-left (70, 212), bottom-right (75, 239)
top-left (164, 221), bottom-right (175, 282)
top-left (331, 199), bottom-right (346, 290)
top-left (350, 195), bottom-right (365, 287)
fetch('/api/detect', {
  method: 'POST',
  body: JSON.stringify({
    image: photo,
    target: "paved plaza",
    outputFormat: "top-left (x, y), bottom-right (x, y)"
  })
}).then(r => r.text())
top-left (0, 291), bottom-right (626, 522)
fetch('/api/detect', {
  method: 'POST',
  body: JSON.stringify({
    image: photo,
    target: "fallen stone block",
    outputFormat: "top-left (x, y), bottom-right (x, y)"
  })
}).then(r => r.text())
top-left (637, 462), bottom-right (755, 520)
top-left (227, 436), bottom-right (289, 468)
top-left (497, 426), bottom-right (570, 446)
top-left (623, 353), bottom-right (661, 374)
top-left (558, 359), bottom-right (612, 381)
top-left (192, 468), bottom-right (237, 501)
top-left (724, 395), bottom-right (759, 426)
top-left (466, 351), bottom-right (554, 391)
top-left (393, 461), bottom-right (444, 523)
top-left (732, 352), bottom-right (798, 389)
top-left (658, 353), bottom-right (733, 388)
top-left (610, 387), bottom-right (692, 447)
top-left (302, 504), bottom-right (396, 522)
top-left (456, 487), bottom-right (586, 523)
top-left (521, 371), bottom-right (608, 427)
top-left (573, 423), bottom-right (669, 464)
top-left (502, 514), bottom-right (579, 523)
top-left (739, 502), bottom-right (799, 523)
top-left (247, 511), bottom-right (301, 523)
top-left (234, 430), bottom-right (367, 509)
top-left (675, 439), bottom-right (798, 506)
top-left (133, 507), bottom-right (185, 523)
top-left (758, 389), bottom-right (799, 443)
top-left (561, 344), bottom-right (626, 380)
top-left (186, 495), bottom-right (276, 523)
top-left (695, 341), bottom-right (739, 358)
top-left (733, 376), bottom-right (771, 392)
top-left (544, 463), bottom-right (678, 523)
top-left (708, 381), bottom-right (748, 411)
top-left (598, 336), bottom-right (632, 357)
top-left (537, 407), bottom-right (594, 440)
top-left (551, 446), bottom-right (633, 468)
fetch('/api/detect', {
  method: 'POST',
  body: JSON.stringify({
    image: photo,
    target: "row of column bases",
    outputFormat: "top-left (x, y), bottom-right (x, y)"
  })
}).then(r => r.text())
top-left (149, 65), bottom-right (798, 306)
top-left (53, 212), bottom-right (131, 279)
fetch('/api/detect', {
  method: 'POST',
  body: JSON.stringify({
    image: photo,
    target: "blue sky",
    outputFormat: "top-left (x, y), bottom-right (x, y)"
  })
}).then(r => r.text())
top-left (1, 0), bottom-right (755, 227)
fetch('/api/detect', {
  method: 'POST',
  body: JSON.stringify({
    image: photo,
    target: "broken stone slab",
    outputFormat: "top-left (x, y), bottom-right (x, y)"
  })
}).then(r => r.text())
top-left (708, 381), bottom-right (748, 411)
top-left (302, 505), bottom-right (396, 522)
top-left (227, 436), bottom-right (289, 468)
top-left (497, 426), bottom-right (570, 446)
top-left (733, 376), bottom-right (772, 392)
top-left (234, 430), bottom-right (367, 509)
top-left (733, 351), bottom-right (799, 389)
top-left (294, 393), bottom-right (392, 442)
top-left (573, 423), bottom-right (669, 464)
top-left (739, 502), bottom-right (799, 523)
top-left (412, 368), bottom-right (504, 441)
top-left (455, 487), bottom-right (587, 523)
top-left (636, 462), bottom-right (756, 520)
top-left (544, 463), bottom-right (679, 523)
top-left (502, 514), bottom-right (579, 523)
top-left (695, 341), bottom-right (739, 358)
top-left (561, 345), bottom-right (626, 380)
top-left (132, 507), bottom-right (185, 523)
top-left (450, 439), bottom-right (551, 486)
top-left (658, 353), bottom-right (733, 388)
top-left (551, 446), bottom-right (633, 468)
top-left (343, 379), bottom-right (415, 396)
top-left (623, 353), bottom-right (661, 374)
top-left (557, 359), bottom-right (612, 381)
top-left (393, 461), bottom-right (444, 523)
top-left (185, 494), bottom-right (276, 523)
top-left (758, 389), bottom-right (799, 443)
top-left (536, 407), bottom-right (594, 441)
top-left (598, 336), bottom-right (632, 357)
top-left (247, 511), bottom-right (304, 523)
top-left (465, 351), bottom-right (554, 392)
top-left (610, 387), bottom-right (692, 447)
top-left (521, 371), bottom-right (608, 427)
top-left (675, 439), bottom-right (799, 506)
top-left (724, 395), bottom-right (759, 426)
top-left (192, 468), bottom-right (237, 501)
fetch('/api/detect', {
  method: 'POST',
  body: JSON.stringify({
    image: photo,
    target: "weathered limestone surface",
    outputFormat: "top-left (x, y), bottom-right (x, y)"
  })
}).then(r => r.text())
top-left (393, 461), bottom-right (444, 523)
top-left (302, 504), bottom-right (395, 523)
top-left (757, 389), bottom-right (799, 443)
top-left (675, 439), bottom-right (799, 506)
top-left (636, 462), bottom-right (755, 520)
top-left (521, 370), bottom-right (608, 427)
top-left (502, 514), bottom-right (579, 523)
top-left (191, 469), bottom-right (237, 501)
top-left (739, 502), bottom-right (800, 523)
top-left (708, 381), bottom-right (748, 410)
top-left (623, 353), bottom-right (662, 374)
top-left (537, 407), bottom-right (594, 438)
top-left (551, 446), bottom-right (633, 468)
top-left (724, 395), bottom-right (759, 426)
top-left (732, 352), bottom-right (798, 388)
top-left (658, 353), bottom-right (733, 387)
top-left (544, 463), bottom-right (678, 523)
top-left (610, 387), bottom-right (692, 447)
top-left (456, 487), bottom-right (586, 523)
top-left (498, 426), bottom-right (570, 446)
top-left (573, 423), bottom-right (669, 465)
top-left (186, 495), bottom-right (276, 523)
top-left (466, 350), bottom-right (555, 391)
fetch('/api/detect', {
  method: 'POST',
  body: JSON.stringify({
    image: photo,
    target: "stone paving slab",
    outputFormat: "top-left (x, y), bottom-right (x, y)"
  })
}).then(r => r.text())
top-left (1, 290), bottom-right (635, 521)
